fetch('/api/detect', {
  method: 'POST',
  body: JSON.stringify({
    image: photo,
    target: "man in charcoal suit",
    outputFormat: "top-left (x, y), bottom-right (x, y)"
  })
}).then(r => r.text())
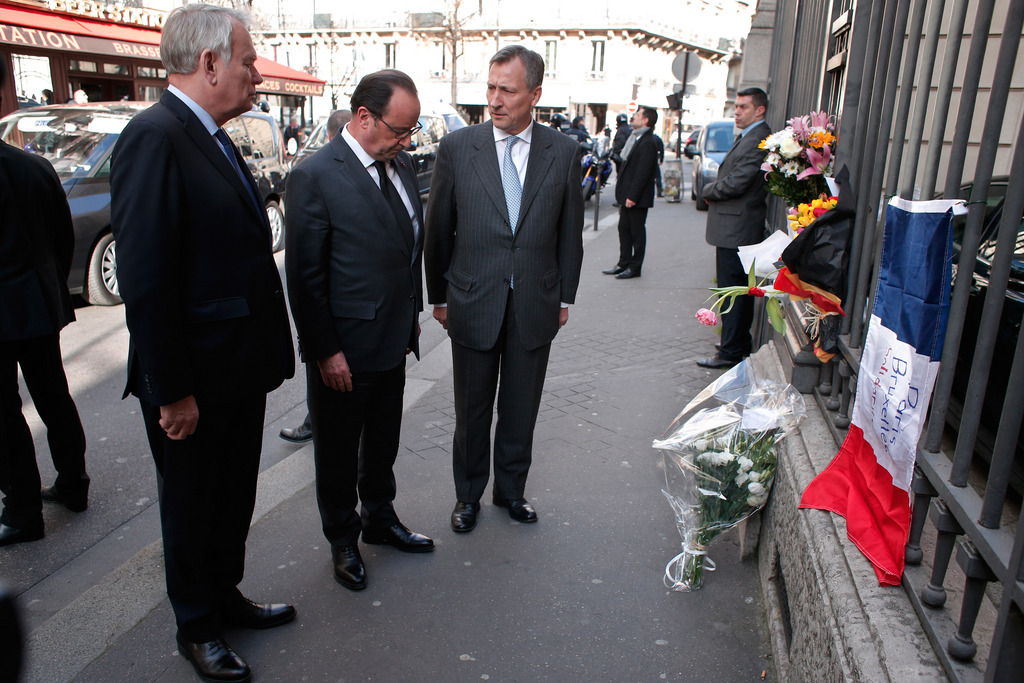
top-left (425, 45), bottom-right (584, 533)
top-left (0, 57), bottom-right (89, 547)
top-left (110, 6), bottom-right (296, 681)
top-left (286, 70), bottom-right (433, 592)
top-left (698, 87), bottom-right (772, 369)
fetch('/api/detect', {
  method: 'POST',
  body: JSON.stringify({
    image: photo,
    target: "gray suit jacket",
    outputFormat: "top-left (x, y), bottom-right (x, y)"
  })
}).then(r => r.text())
top-left (285, 134), bottom-right (423, 372)
top-left (424, 121), bottom-right (584, 351)
top-left (703, 120), bottom-right (771, 248)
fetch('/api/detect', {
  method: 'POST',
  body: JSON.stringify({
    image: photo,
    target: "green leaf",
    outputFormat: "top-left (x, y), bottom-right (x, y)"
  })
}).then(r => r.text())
top-left (767, 298), bottom-right (786, 334)
top-left (747, 262), bottom-right (757, 289)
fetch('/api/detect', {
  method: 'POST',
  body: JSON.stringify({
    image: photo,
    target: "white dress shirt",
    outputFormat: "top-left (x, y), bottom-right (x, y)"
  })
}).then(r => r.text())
top-left (493, 122), bottom-right (532, 185)
top-left (341, 123), bottom-right (420, 238)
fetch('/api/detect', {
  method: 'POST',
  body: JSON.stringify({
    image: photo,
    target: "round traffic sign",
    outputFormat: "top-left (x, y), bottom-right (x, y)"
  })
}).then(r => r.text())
top-left (626, 101), bottom-right (638, 114)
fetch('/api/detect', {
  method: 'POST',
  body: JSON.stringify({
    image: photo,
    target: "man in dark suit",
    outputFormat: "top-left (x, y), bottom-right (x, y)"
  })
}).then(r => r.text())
top-left (698, 87), bottom-right (772, 369)
top-left (286, 70), bottom-right (433, 592)
top-left (0, 59), bottom-right (88, 548)
top-left (602, 106), bottom-right (660, 280)
top-left (109, 6), bottom-right (296, 681)
top-left (425, 45), bottom-right (584, 533)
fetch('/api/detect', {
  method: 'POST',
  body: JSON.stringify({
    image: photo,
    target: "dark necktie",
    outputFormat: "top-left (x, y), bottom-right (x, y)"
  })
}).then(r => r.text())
top-left (214, 129), bottom-right (261, 212)
top-left (734, 133), bottom-right (742, 145)
top-left (373, 160), bottom-right (415, 248)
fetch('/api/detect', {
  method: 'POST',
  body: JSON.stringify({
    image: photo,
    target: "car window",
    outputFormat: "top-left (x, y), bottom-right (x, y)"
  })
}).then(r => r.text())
top-left (304, 123), bottom-right (328, 153)
top-left (706, 124), bottom-right (735, 153)
top-left (244, 116), bottom-right (277, 160)
top-left (223, 118), bottom-right (252, 157)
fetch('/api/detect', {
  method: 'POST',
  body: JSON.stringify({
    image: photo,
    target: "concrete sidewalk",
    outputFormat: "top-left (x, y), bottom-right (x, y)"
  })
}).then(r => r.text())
top-left (33, 196), bottom-right (775, 682)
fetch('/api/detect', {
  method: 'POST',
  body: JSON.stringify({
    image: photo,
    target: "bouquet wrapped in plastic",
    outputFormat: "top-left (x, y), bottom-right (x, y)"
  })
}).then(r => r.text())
top-left (653, 360), bottom-right (805, 591)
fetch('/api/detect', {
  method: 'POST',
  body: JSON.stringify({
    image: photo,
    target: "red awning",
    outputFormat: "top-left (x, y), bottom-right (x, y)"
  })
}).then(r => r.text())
top-left (0, 3), bottom-right (324, 96)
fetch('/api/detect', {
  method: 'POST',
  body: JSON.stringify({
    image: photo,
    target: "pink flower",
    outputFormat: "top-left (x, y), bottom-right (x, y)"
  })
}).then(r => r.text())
top-left (695, 308), bottom-right (719, 326)
top-left (809, 110), bottom-right (832, 129)
top-left (797, 144), bottom-right (832, 180)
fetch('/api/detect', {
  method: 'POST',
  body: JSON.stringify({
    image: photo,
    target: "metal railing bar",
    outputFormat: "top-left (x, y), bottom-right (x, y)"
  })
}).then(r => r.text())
top-left (841, 0), bottom-right (889, 337)
top-left (924, 0), bottom-right (1001, 455)
top-left (885, 0), bottom-right (930, 199)
top-left (985, 522), bottom-right (1024, 680)
top-left (901, 0), bottom-right (952, 198)
top-left (948, 0), bottom-right (1024, 487)
top-left (978, 112), bottom-right (1024, 527)
top-left (916, 449), bottom-right (1015, 581)
top-left (920, 0), bottom-right (972, 200)
top-left (851, 0), bottom-right (905, 346)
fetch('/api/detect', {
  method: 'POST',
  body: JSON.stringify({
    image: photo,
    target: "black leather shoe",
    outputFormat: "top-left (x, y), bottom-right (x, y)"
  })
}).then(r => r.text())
top-left (601, 265), bottom-right (625, 275)
top-left (40, 484), bottom-right (88, 512)
top-left (450, 502), bottom-right (480, 533)
top-left (714, 343), bottom-right (722, 352)
top-left (176, 632), bottom-right (251, 683)
top-left (615, 268), bottom-right (640, 279)
top-left (362, 522), bottom-right (434, 553)
top-left (332, 545), bottom-right (367, 591)
top-left (279, 419), bottom-right (312, 443)
top-left (224, 597), bottom-right (296, 630)
top-left (492, 496), bottom-right (538, 523)
top-left (696, 355), bottom-right (740, 369)
top-left (0, 523), bottom-right (44, 547)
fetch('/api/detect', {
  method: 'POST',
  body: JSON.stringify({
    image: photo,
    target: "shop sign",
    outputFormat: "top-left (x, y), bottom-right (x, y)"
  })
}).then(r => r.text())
top-left (46, 0), bottom-right (165, 29)
top-left (258, 78), bottom-right (324, 97)
top-left (0, 20), bottom-right (160, 60)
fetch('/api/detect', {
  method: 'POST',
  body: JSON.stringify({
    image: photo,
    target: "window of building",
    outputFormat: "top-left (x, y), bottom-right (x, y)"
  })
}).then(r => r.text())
top-left (385, 43), bottom-right (396, 69)
top-left (137, 66), bottom-right (167, 79)
top-left (69, 60), bottom-right (98, 73)
top-left (10, 54), bottom-right (53, 106)
top-left (545, 40), bottom-right (557, 75)
top-left (591, 41), bottom-right (605, 74)
top-left (103, 63), bottom-right (129, 76)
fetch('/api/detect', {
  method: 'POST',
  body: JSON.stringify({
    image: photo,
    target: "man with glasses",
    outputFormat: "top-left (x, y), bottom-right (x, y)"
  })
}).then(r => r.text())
top-left (286, 70), bottom-right (433, 592)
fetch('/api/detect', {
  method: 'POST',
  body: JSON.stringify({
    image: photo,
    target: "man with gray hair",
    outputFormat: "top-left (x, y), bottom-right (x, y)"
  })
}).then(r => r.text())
top-left (425, 45), bottom-right (583, 533)
top-left (110, 5), bottom-right (296, 681)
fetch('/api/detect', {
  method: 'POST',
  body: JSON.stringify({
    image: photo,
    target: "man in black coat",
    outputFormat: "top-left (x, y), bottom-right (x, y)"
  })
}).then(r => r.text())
top-left (0, 59), bottom-right (88, 548)
top-left (698, 87), bottom-right (772, 369)
top-left (109, 6), bottom-right (296, 681)
top-left (602, 107), bottom-right (660, 279)
top-left (285, 70), bottom-right (434, 592)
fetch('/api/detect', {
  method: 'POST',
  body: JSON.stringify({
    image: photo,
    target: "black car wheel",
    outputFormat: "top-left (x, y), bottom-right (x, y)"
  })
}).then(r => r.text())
top-left (694, 174), bottom-right (708, 211)
top-left (267, 200), bottom-right (285, 253)
top-left (85, 233), bottom-right (122, 306)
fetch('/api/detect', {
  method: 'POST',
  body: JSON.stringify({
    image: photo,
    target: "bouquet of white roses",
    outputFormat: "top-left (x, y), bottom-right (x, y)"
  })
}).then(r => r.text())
top-left (653, 360), bottom-right (805, 591)
top-left (759, 111), bottom-right (836, 207)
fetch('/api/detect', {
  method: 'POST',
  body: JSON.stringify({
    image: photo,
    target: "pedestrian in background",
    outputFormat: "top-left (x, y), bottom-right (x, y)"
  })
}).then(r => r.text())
top-left (425, 45), bottom-right (584, 533)
top-left (110, 6), bottom-right (296, 681)
top-left (286, 71), bottom-right (434, 592)
top-left (602, 106), bottom-right (660, 280)
top-left (0, 58), bottom-right (89, 548)
top-left (697, 87), bottom-right (771, 369)
top-left (653, 131), bottom-right (665, 197)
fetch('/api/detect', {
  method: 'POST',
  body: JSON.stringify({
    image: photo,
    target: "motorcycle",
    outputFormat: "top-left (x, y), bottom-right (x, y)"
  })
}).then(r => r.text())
top-left (580, 144), bottom-right (612, 202)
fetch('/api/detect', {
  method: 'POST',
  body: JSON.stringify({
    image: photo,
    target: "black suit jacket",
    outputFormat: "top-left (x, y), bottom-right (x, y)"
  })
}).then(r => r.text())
top-left (614, 129), bottom-right (658, 207)
top-left (285, 134), bottom-right (423, 372)
top-left (0, 142), bottom-right (75, 341)
top-left (702, 120), bottom-right (771, 248)
top-left (110, 92), bottom-right (294, 406)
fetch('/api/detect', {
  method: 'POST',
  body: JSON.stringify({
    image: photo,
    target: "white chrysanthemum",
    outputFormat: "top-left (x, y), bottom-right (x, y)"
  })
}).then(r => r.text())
top-left (748, 470), bottom-right (762, 482)
top-left (782, 161), bottom-right (802, 177)
top-left (737, 456), bottom-right (753, 472)
top-left (748, 481), bottom-right (766, 496)
top-left (735, 471), bottom-right (750, 486)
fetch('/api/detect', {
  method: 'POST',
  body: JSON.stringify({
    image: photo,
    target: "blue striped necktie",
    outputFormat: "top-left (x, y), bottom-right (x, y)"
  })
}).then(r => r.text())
top-left (502, 135), bottom-right (521, 232)
top-left (214, 129), bottom-right (261, 212)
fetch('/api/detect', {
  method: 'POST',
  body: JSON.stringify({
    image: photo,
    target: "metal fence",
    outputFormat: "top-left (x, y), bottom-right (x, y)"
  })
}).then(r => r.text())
top-left (763, 0), bottom-right (1024, 680)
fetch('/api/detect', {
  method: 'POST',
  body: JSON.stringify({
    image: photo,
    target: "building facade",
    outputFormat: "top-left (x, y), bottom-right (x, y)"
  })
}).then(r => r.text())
top-left (251, 0), bottom-right (755, 136)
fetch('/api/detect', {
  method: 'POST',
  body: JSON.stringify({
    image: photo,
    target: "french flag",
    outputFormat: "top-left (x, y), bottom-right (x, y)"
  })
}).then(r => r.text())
top-left (800, 197), bottom-right (966, 586)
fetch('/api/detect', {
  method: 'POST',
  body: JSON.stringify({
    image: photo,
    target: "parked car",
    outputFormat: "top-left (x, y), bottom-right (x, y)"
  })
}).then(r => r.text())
top-left (685, 120), bottom-right (733, 211)
top-left (290, 103), bottom-right (469, 198)
top-left (0, 102), bottom-right (290, 306)
top-left (947, 178), bottom-right (1024, 491)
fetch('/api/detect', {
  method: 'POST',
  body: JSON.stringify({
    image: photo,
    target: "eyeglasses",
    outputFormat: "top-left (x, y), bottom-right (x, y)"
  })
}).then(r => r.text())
top-left (373, 115), bottom-right (422, 140)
